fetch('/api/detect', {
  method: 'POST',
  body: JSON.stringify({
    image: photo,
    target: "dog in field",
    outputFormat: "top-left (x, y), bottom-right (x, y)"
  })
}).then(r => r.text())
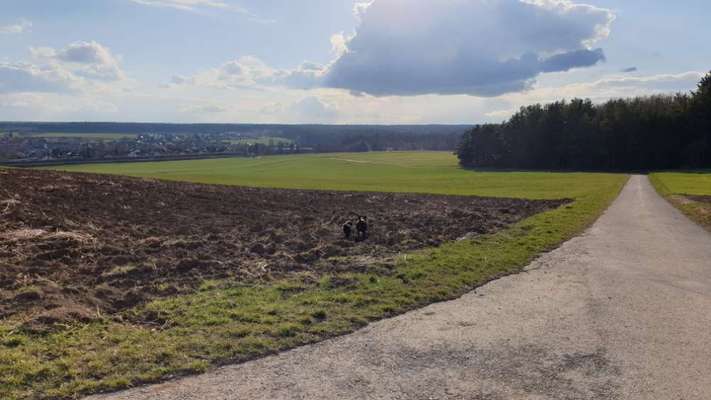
top-left (355, 216), bottom-right (368, 241)
top-left (343, 220), bottom-right (354, 239)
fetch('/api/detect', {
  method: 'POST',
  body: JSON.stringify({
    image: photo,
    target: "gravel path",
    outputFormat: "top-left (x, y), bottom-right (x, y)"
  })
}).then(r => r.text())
top-left (88, 175), bottom-right (711, 400)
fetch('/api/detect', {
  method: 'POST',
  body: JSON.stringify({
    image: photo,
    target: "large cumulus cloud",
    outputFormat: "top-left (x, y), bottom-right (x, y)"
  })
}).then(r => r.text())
top-left (322, 0), bottom-right (615, 97)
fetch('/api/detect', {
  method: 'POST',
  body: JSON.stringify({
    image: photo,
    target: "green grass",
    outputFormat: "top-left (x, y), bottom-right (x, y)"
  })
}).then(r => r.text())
top-left (649, 172), bottom-right (711, 196)
top-left (54, 152), bottom-right (617, 200)
top-left (1, 152), bottom-right (628, 399)
top-left (650, 172), bottom-right (711, 230)
top-left (24, 132), bottom-right (137, 140)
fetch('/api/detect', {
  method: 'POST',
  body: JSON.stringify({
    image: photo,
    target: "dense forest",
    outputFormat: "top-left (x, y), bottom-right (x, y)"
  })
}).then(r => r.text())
top-left (458, 72), bottom-right (711, 170)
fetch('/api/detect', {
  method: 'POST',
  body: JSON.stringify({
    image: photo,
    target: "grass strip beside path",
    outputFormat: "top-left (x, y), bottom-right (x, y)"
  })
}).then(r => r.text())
top-left (650, 172), bottom-right (711, 230)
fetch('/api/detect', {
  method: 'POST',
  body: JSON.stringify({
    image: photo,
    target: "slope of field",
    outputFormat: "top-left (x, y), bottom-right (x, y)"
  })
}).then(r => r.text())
top-left (0, 153), bottom-right (627, 399)
top-left (55, 152), bottom-right (613, 199)
top-left (650, 172), bottom-right (711, 230)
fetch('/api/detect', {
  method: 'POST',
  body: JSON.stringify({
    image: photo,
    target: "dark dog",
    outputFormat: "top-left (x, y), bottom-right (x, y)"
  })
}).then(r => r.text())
top-left (343, 220), bottom-right (354, 239)
top-left (355, 216), bottom-right (368, 241)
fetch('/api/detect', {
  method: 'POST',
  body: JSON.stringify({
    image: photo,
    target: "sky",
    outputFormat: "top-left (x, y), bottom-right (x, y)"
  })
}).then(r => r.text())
top-left (0, 0), bottom-right (709, 124)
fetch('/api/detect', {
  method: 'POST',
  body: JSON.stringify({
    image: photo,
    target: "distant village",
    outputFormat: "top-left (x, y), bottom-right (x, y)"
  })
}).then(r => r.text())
top-left (0, 132), bottom-right (306, 165)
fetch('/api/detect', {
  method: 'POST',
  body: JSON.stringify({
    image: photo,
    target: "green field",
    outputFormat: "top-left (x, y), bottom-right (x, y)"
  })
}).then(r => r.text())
top-left (24, 132), bottom-right (137, 140)
top-left (2, 153), bottom-right (628, 399)
top-left (226, 136), bottom-right (293, 146)
top-left (650, 172), bottom-right (711, 196)
top-left (55, 152), bottom-right (618, 200)
top-left (650, 172), bottom-right (711, 230)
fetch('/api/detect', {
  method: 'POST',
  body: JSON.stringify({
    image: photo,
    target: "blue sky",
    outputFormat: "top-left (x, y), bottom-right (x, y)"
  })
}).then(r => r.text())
top-left (1, 0), bottom-right (709, 123)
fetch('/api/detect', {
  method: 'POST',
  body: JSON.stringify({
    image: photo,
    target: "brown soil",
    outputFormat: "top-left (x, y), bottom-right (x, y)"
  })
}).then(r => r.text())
top-left (675, 195), bottom-right (711, 229)
top-left (0, 168), bottom-right (567, 331)
top-left (685, 195), bottom-right (711, 205)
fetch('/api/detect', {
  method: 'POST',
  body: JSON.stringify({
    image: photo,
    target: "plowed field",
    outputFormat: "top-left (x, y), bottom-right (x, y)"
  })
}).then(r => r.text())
top-left (0, 169), bottom-right (567, 331)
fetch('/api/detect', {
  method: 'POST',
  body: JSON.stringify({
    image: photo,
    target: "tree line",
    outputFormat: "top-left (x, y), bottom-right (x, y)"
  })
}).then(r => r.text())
top-left (328, 132), bottom-right (460, 153)
top-left (1, 122), bottom-right (467, 153)
top-left (458, 72), bottom-right (711, 170)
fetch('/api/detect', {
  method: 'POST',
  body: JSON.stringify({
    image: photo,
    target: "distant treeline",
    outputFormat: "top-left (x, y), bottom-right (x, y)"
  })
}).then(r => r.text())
top-left (458, 72), bottom-right (711, 170)
top-left (0, 122), bottom-right (467, 153)
top-left (334, 132), bottom-right (460, 152)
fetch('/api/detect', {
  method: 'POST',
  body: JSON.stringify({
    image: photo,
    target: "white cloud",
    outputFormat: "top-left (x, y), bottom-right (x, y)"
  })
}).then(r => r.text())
top-left (180, 103), bottom-right (228, 113)
top-left (322, 0), bottom-right (615, 96)
top-left (0, 92), bottom-right (119, 121)
top-left (127, 0), bottom-right (276, 22)
top-left (5, 70), bottom-right (701, 124)
top-left (0, 62), bottom-right (76, 94)
top-left (170, 74), bottom-right (194, 85)
top-left (184, 56), bottom-right (276, 89)
top-left (0, 93), bottom-right (37, 109)
top-left (218, 56), bottom-right (275, 85)
top-left (584, 71), bottom-right (703, 92)
top-left (257, 96), bottom-right (340, 123)
top-left (128, 0), bottom-right (247, 13)
top-left (0, 40), bottom-right (128, 98)
top-left (329, 33), bottom-right (349, 57)
top-left (531, 71), bottom-right (704, 102)
top-left (289, 96), bottom-right (338, 122)
top-left (0, 19), bottom-right (32, 34)
top-left (31, 41), bottom-right (125, 81)
top-left (280, 62), bottom-right (326, 90)
top-left (167, 0), bottom-right (616, 98)
top-left (169, 56), bottom-right (324, 91)
top-left (486, 71), bottom-right (704, 121)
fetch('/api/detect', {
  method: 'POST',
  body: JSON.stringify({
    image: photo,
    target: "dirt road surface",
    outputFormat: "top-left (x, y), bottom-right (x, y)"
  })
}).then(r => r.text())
top-left (87, 176), bottom-right (711, 400)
